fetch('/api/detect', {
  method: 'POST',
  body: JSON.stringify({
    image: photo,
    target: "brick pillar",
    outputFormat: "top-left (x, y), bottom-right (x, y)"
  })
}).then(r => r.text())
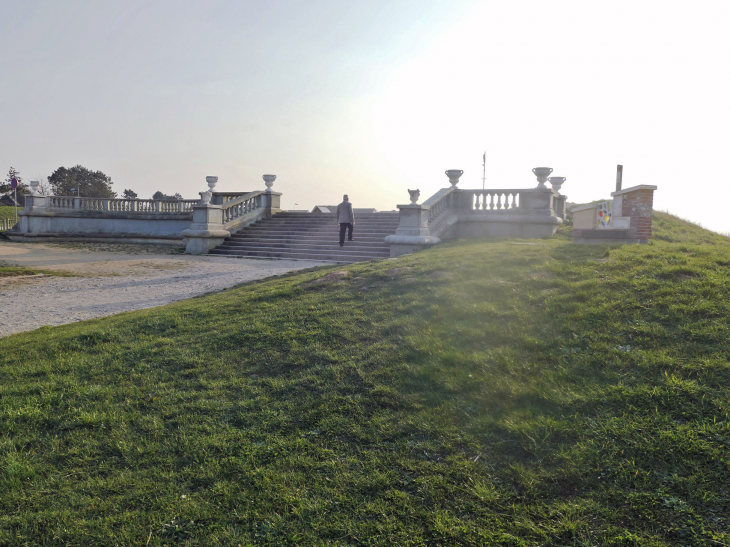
top-left (620, 186), bottom-right (656, 243)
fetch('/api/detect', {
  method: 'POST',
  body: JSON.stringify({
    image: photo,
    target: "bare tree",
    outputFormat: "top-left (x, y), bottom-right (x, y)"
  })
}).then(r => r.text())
top-left (32, 174), bottom-right (52, 196)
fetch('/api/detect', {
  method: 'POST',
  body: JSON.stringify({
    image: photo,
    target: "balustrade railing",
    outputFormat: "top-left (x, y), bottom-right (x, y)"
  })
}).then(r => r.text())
top-left (0, 218), bottom-right (18, 231)
top-left (48, 196), bottom-right (75, 209)
top-left (221, 190), bottom-right (264, 225)
top-left (45, 196), bottom-right (198, 214)
top-left (463, 189), bottom-right (522, 212)
top-left (424, 190), bottom-right (455, 223)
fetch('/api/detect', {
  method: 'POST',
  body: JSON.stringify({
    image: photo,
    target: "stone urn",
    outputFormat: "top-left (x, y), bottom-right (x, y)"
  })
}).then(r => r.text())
top-left (408, 189), bottom-right (420, 204)
top-left (548, 176), bottom-right (566, 193)
top-left (29, 180), bottom-right (40, 196)
top-left (201, 175), bottom-right (218, 204)
top-left (532, 167), bottom-right (553, 188)
top-left (263, 174), bottom-right (276, 192)
top-left (445, 169), bottom-right (463, 186)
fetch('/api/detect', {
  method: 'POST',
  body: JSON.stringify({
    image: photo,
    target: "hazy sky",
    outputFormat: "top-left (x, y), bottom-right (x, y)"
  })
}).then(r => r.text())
top-left (2, 0), bottom-right (729, 232)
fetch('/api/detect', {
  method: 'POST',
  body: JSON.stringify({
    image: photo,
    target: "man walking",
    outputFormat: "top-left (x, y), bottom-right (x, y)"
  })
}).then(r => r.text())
top-left (336, 194), bottom-right (355, 247)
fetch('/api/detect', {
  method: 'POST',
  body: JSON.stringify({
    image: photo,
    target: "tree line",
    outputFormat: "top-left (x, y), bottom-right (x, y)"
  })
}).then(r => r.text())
top-left (1, 165), bottom-right (184, 204)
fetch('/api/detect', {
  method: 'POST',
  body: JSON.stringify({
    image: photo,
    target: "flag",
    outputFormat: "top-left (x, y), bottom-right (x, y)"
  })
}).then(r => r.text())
top-left (482, 152), bottom-right (486, 164)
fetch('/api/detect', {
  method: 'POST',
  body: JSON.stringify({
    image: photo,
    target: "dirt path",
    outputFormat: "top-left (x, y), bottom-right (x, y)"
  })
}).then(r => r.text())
top-left (0, 242), bottom-right (326, 337)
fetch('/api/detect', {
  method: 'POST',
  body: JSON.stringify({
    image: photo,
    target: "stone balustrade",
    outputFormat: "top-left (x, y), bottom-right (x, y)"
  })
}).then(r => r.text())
top-left (182, 178), bottom-right (281, 254)
top-left (463, 189), bottom-right (522, 211)
top-left (221, 191), bottom-right (264, 224)
top-left (9, 177), bottom-right (281, 251)
top-left (386, 169), bottom-right (569, 257)
top-left (0, 218), bottom-right (18, 231)
top-left (45, 196), bottom-right (199, 213)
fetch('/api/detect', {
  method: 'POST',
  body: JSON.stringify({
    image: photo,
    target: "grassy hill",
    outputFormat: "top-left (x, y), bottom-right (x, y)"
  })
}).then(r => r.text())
top-left (1, 213), bottom-right (730, 546)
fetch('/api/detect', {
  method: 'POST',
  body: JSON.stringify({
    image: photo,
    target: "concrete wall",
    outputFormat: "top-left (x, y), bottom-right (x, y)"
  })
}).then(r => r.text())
top-left (17, 211), bottom-right (191, 240)
top-left (455, 213), bottom-right (560, 239)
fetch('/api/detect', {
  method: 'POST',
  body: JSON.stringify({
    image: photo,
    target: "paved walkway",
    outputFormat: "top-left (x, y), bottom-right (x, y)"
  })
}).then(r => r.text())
top-left (0, 242), bottom-right (324, 338)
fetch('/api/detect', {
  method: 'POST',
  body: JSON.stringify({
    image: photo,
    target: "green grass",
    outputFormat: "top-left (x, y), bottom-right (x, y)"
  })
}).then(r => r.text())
top-left (2, 212), bottom-right (730, 545)
top-left (0, 205), bottom-right (21, 221)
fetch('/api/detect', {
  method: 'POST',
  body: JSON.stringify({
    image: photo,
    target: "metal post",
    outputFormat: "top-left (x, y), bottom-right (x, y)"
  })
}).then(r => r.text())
top-left (482, 151), bottom-right (486, 190)
top-left (616, 164), bottom-right (623, 192)
top-left (14, 187), bottom-right (17, 224)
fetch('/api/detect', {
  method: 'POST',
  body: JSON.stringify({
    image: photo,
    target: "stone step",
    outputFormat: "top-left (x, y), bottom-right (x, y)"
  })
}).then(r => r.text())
top-left (237, 226), bottom-right (396, 234)
top-left (228, 235), bottom-right (387, 244)
top-left (209, 248), bottom-right (388, 262)
top-left (217, 241), bottom-right (389, 251)
top-left (211, 211), bottom-right (398, 263)
top-left (214, 244), bottom-right (388, 255)
top-left (277, 213), bottom-right (399, 218)
top-left (267, 219), bottom-right (398, 224)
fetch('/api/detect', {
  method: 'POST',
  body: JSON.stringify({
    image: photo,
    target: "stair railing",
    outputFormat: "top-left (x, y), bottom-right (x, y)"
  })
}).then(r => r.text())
top-left (220, 190), bottom-right (265, 226)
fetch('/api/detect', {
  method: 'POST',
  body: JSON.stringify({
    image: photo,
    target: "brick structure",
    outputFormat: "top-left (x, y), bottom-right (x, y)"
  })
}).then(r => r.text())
top-left (572, 185), bottom-right (657, 244)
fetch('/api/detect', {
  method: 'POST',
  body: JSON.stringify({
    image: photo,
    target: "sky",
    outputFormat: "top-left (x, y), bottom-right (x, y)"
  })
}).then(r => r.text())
top-left (1, 0), bottom-right (729, 232)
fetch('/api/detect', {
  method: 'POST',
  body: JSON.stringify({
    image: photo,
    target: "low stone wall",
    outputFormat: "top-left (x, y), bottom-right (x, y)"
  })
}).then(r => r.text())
top-left (14, 210), bottom-right (191, 242)
top-left (572, 185), bottom-right (656, 244)
top-left (454, 213), bottom-right (562, 239)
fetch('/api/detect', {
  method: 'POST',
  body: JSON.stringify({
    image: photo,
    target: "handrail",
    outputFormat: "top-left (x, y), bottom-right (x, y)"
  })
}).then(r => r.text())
top-left (220, 190), bottom-right (266, 225)
top-left (220, 190), bottom-right (264, 210)
top-left (423, 187), bottom-right (456, 223)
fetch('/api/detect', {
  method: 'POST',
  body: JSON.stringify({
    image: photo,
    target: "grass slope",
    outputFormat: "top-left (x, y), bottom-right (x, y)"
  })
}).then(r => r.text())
top-left (0, 205), bottom-right (21, 222)
top-left (1, 213), bottom-right (730, 546)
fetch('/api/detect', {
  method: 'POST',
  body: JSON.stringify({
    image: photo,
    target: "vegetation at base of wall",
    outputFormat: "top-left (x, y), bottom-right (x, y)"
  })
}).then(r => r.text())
top-left (0, 205), bottom-right (22, 221)
top-left (0, 261), bottom-right (77, 278)
top-left (2, 212), bottom-right (730, 545)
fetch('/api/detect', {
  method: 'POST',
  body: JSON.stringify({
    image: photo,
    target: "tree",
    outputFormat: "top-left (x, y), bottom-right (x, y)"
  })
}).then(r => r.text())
top-left (122, 189), bottom-right (138, 199)
top-left (1, 167), bottom-right (29, 206)
top-left (152, 191), bottom-right (183, 201)
top-left (48, 165), bottom-right (116, 198)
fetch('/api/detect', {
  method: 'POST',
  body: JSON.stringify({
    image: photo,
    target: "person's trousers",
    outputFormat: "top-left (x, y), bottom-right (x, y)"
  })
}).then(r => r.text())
top-left (339, 223), bottom-right (353, 245)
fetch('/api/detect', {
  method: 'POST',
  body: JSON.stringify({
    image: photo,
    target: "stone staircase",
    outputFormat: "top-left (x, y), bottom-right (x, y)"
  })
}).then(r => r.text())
top-left (209, 211), bottom-right (399, 262)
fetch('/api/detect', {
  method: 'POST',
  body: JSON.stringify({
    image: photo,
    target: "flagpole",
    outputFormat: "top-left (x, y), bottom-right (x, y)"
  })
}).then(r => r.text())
top-left (482, 152), bottom-right (486, 190)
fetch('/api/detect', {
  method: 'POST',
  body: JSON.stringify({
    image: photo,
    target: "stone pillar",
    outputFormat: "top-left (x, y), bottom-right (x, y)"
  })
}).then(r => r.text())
top-left (182, 204), bottom-right (230, 254)
top-left (519, 186), bottom-right (555, 216)
top-left (554, 194), bottom-right (567, 220)
top-left (384, 204), bottom-right (441, 257)
top-left (262, 191), bottom-right (282, 217)
top-left (18, 193), bottom-right (50, 233)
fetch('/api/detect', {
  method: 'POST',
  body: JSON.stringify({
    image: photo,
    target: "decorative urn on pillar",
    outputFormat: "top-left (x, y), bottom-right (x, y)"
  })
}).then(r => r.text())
top-left (445, 170), bottom-right (463, 187)
top-left (408, 189), bottom-right (420, 204)
top-left (201, 176), bottom-right (218, 204)
top-left (29, 180), bottom-right (40, 196)
top-left (532, 167), bottom-right (553, 188)
top-left (263, 174), bottom-right (276, 192)
top-left (548, 176), bottom-right (566, 193)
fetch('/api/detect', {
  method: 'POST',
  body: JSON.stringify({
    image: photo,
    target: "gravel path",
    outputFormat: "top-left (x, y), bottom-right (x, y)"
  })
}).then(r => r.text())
top-left (0, 242), bottom-right (326, 337)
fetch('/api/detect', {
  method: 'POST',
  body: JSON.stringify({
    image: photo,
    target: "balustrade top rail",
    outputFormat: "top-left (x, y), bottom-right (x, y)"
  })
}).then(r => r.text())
top-left (46, 196), bottom-right (199, 214)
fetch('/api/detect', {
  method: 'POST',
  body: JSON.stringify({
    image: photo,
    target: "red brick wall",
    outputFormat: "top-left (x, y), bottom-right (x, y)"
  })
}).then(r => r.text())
top-left (622, 189), bottom-right (654, 240)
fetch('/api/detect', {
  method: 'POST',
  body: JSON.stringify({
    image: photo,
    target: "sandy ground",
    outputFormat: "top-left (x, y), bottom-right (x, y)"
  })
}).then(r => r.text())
top-left (0, 242), bottom-right (325, 338)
